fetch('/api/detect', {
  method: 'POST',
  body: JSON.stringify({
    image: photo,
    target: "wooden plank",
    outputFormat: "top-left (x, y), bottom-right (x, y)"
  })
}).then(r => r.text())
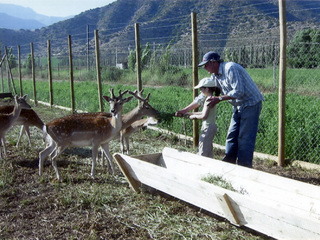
top-left (160, 147), bottom-right (320, 214)
top-left (216, 193), bottom-right (241, 226)
top-left (114, 152), bottom-right (320, 240)
top-left (113, 154), bottom-right (141, 192)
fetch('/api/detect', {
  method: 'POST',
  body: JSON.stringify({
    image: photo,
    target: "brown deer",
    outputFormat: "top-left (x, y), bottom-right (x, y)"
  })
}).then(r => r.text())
top-left (99, 89), bottom-right (159, 162)
top-left (120, 116), bottom-right (158, 154)
top-left (0, 95), bottom-right (31, 158)
top-left (39, 89), bottom-right (133, 181)
top-left (0, 106), bottom-right (44, 147)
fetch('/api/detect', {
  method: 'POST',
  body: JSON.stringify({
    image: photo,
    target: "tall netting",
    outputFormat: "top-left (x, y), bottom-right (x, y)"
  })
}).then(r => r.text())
top-left (2, 2), bottom-right (320, 164)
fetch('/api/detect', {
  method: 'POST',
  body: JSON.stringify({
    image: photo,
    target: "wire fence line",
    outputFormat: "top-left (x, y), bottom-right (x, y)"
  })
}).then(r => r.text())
top-left (1, 4), bottom-right (320, 164)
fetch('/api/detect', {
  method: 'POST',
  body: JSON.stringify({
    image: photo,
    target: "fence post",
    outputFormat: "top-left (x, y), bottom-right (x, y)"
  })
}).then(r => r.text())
top-left (191, 12), bottom-right (199, 148)
top-left (68, 35), bottom-right (75, 113)
top-left (0, 50), bottom-right (3, 92)
top-left (87, 24), bottom-right (90, 71)
top-left (278, 0), bottom-right (287, 167)
top-left (135, 23), bottom-right (142, 92)
top-left (17, 45), bottom-right (23, 96)
top-left (30, 42), bottom-right (37, 105)
top-left (95, 30), bottom-right (103, 112)
top-left (47, 40), bottom-right (53, 107)
top-left (5, 46), bottom-right (17, 96)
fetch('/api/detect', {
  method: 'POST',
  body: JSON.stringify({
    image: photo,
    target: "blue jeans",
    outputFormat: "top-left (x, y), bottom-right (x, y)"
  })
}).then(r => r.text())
top-left (223, 101), bottom-right (262, 167)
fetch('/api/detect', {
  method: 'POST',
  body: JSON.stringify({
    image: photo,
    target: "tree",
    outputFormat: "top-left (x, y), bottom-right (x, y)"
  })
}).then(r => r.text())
top-left (287, 29), bottom-right (320, 68)
top-left (23, 53), bottom-right (34, 74)
top-left (7, 48), bottom-right (17, 68)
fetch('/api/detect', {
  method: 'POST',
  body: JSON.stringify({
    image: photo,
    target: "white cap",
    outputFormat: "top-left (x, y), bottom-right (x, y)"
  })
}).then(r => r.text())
top-left (194, 77), bottom-right (217, 89)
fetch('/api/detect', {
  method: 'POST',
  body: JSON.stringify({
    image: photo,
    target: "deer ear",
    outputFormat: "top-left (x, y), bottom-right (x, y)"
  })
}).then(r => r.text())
top-left (103, 96), bottom-right (111, 102)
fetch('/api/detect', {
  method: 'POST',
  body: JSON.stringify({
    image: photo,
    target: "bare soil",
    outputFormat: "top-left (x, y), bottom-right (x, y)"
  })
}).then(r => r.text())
top-left (0, 99), bottom-right (319, 240)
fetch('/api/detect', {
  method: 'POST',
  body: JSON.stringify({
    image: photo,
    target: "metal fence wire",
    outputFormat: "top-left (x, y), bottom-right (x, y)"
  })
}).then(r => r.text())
top-left (2, 6), bottom-right (320, 165)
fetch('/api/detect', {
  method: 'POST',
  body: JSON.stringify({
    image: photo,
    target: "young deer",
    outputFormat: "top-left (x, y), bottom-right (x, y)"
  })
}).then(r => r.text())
top-left (120, 116), bottom-right (158, 154)
top-left (39, 89), bottom-right (132, 181)
top-left (0, 95), bottom-right (31, 158)
top-left (0, 106), bottom-right (44, 147)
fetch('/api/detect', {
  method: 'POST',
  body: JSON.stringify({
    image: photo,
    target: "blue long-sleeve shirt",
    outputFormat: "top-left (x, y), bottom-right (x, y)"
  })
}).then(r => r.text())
top-left (214, 62), bottom-right (264, 111)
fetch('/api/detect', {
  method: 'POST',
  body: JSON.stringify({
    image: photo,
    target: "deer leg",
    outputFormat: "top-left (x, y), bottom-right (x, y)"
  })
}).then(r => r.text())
top-left (1, 137), bottom-right (7, 158)
top-left (120, 132), bottom-right (125, 154)
top-left (16, 125), bottom-right (31, 147)
top-left (124, 136), bottom-right (130, 155)
top-left (25, 126), bottom-right (32, 147)
top-left (0, 138), bottom-right (3, 159)
top-left (39, 141), bottom-right (56, 176)
top-left (100, 143), bottom-right (115, 174)
top-left (91, 144), bottom-right (99, 179)
top-left (50, 145), bottom-right (66, 182)
top-left (100, 147), bottom-right (105, 168)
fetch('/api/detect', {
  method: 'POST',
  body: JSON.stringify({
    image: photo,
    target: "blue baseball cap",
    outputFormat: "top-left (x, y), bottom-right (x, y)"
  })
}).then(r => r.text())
top-left (198, 51), bottom-right (221, 67)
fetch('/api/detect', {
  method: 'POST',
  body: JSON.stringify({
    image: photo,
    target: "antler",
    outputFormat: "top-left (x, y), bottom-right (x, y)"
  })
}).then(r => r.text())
top-left (129, 89), bottom-right (150, 102)
top-left (108, 89), bottom-right (129, 100)
top-left (109, 88), bottom-right (116, 99)
top-left (118, 90), bottom-right (129, 100)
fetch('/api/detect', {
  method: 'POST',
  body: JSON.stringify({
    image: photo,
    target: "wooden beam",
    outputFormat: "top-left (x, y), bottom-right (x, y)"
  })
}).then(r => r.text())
top-left (113, 154), bottom-right (141, 192)
top-left (216, 193), bottom-right (241, 226)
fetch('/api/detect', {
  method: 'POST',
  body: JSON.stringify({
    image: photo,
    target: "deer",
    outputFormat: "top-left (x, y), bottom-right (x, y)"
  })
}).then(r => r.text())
top-left (38, 89), bottom-right (133, 182)
top-left (120, 116), bottom-right (158, 154)
top-left (98, 89), bottom-right (159, 163)
top-left (0, 95), bottom-right (31, 159)
top-left (0, 106), bottom-right (44, 147)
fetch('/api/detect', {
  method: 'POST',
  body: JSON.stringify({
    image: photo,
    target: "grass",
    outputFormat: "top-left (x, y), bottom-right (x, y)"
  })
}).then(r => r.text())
top-left (0, 102), bottom-right (278, 240)
top-left (1, 100), bottom-right (319, 239)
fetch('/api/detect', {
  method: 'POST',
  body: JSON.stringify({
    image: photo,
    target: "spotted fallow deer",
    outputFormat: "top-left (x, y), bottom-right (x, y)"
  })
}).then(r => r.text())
top-left (0, 95), bottom-right (31, 158)
top-left (99, 89), bottom-right (159, 162)
top-left (39, 89), bottom-right (133, 182)
top-left (0, 106), bottom-right (44, 147)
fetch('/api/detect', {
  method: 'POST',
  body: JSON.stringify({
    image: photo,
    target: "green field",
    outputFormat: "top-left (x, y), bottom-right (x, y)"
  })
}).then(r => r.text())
top-left (8, 66), bottom-right (320, 164)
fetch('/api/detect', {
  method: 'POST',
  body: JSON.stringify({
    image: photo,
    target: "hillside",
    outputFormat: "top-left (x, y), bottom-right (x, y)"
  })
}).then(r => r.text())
top-left (0, 0), bottom-right (320, 55)
top-left (0, 12), bottom-right (45, 30)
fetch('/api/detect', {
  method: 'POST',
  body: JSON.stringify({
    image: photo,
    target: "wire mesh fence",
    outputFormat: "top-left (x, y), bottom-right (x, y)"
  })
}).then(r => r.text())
top-left (1, 5), bottom-right (320, 164)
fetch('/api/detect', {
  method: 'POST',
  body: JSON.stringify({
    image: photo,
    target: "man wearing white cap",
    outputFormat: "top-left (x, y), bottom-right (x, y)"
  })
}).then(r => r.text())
top-left (198, 51), bottom-right (264, 168)
top-left (183, 77), bottom-right (221, 158)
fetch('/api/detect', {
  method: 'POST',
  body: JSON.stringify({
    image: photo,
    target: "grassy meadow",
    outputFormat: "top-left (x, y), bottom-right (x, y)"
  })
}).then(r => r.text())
top-left (0, 67), bottom-right (320, 239)
top-left (12, 65), bottom-right (320, 164)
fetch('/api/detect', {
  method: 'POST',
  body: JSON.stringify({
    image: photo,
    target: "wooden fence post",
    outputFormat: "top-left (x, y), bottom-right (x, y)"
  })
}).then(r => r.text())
top-left (30, 42), bottom-right (37, 105)
top-left (0, 50), bottom-right (3, 93)
top-left (135, 23), bottom-right (142, 93)
top-left (17, 45), bottom-right (23, 96)
top-left (47, 40), bottom-right (53, 107)
top-left (68, 35), bottom-right (75, 113)
top-left (191, 12), bottom-right (199, 148)
top-left (5, 46), bottom-right (17, 96)
top-left (87, 24), bottom-right (90, 71)
top-left (95, 29), bottom-right (103, 112)
top-left (278, 0), bottom-right (287, 166)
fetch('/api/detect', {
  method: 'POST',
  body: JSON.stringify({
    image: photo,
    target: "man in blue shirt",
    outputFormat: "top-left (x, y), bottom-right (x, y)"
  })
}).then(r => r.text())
top-left (198, 51), bottom-right (264, 167)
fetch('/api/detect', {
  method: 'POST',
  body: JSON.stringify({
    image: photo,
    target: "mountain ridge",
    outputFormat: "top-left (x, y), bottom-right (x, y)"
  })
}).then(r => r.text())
top-left (0, 3), bottom-right (71, 29)
top-left (0, 0), bottom-right (319, 56)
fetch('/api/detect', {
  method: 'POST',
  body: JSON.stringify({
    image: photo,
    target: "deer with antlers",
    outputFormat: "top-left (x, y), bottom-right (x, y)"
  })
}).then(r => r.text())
top-left (0, 95), bottom-right (31, 158)
top-left (98, 89), bottom-right (159, 162)
top-left (39, 89), bottom-right (132, 181)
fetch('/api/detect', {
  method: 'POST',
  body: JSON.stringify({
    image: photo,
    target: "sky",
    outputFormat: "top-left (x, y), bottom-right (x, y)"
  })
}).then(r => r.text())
top-left (0, 0), bottom-right (117, 17)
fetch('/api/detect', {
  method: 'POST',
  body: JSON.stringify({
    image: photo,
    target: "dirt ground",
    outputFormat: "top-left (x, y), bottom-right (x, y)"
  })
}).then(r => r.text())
top-left (0, 98), bottom-right (319, 239)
